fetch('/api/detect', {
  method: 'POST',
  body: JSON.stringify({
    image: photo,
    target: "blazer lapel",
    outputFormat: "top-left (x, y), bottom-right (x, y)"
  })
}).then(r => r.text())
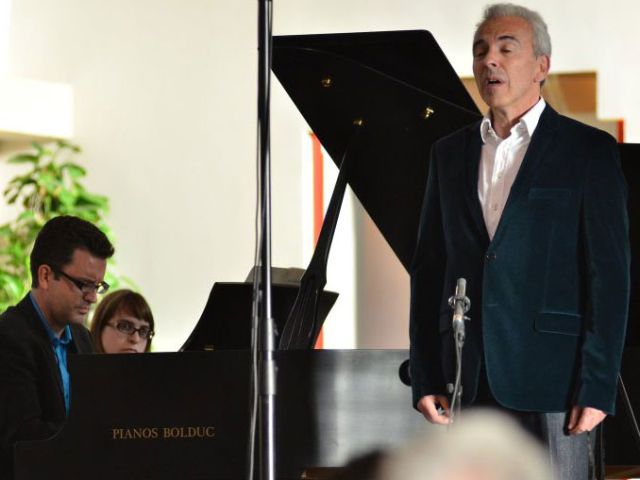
top-left (463, 125), bottom-right (491, 245)
top-left (491, 105), bottom-right (559, 244)
top-left (43, 343), bottom-right (64, 397)
top-left (19, 296), bottom-right (65, 397)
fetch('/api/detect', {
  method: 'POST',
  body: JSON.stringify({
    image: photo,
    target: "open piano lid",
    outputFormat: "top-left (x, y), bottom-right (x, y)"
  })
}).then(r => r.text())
top-left (272, 33), bottom-right (640, 350)
top-left (272, 30), bottom-right (482, 270)
top-left (273, 30), bottom-right (482, 348)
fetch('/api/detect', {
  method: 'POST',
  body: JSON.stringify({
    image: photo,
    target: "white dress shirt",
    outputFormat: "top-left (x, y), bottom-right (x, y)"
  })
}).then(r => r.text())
top-left (478, 98), bottom-right (546, 239)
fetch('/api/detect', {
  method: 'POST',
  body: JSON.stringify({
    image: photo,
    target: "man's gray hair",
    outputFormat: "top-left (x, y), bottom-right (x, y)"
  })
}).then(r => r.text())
top-left (378, 409), bottom-right (552, 480)
top-left (477, 3), bottom-right (552, 57)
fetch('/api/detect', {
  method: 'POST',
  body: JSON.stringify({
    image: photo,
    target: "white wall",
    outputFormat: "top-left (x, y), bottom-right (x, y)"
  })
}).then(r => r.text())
top-left (7, 0), bottom-right (263, 350)
top-left (3, 0), bottom-right (639, 350)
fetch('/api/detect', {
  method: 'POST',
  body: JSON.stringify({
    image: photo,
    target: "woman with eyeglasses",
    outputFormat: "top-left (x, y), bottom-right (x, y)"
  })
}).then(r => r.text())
top-left (90, 289), bottom-right (155, 353)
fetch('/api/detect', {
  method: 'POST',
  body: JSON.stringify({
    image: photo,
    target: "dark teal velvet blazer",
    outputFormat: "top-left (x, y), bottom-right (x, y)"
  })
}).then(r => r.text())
top-left (409, 105), bottom-right (630, 415)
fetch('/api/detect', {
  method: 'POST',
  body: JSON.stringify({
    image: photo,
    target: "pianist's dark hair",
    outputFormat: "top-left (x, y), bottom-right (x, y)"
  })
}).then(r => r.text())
top-left (90, 289), bottom-right (155, 353)
top-left (30, 215), bottom-right (114, 288)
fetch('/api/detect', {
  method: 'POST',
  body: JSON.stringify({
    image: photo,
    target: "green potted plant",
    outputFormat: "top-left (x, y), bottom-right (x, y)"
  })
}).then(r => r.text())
top-left (0, 140), bottom-right (128, 313)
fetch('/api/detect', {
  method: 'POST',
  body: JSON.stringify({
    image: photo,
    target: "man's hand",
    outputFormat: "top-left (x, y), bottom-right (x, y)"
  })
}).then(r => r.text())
top-left (567, 406), bottom-right (607, 435)
top-left (417, 394), bottom-right (450, 425)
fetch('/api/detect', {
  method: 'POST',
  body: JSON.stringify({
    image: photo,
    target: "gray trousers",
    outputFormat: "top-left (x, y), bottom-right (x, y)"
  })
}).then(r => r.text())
top-left (475, 365), bottom-right (593, 479)
top-left (516, 410), bottom-right (592, 480)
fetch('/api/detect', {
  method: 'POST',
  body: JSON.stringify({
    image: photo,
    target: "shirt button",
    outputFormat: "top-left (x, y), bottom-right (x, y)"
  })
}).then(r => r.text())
top-left (492, 204), bottom-right (498, 212)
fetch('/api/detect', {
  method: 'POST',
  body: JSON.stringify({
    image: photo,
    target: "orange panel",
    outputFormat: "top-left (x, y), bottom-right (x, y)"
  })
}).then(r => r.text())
top-left (311, 132), bottom-right (324, 349)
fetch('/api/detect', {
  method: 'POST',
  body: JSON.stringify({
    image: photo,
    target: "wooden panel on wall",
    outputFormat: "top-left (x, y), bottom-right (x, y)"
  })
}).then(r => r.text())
top-left (461, 71), bottom-right (623, 140)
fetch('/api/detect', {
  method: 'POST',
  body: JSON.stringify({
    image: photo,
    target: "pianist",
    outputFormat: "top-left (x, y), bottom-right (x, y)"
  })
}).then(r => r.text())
top-left (90, 289), bottom-right (155, 353)
top-left (409, 3), bottom-right (629, 479)
top-left (0, 215), bottom-right (114, 478)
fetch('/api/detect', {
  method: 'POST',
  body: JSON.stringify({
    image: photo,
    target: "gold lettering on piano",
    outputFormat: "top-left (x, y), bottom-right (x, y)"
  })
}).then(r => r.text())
top-left (112, 427), bottom-right (159, 440)
top-left (111, 426), bottom-right (216, 441)
top-left (162, 426), bottom-right (216, 439)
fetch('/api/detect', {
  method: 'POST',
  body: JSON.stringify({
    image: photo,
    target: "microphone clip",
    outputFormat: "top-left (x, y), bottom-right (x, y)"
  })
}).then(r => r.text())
top-left (448, 279), bottom-right (471, 341)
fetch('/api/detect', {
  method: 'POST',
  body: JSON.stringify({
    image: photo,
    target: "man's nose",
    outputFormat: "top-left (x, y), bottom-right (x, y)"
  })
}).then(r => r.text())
top-left (83, 290), bottom-right (98, 303)
top-left (481, 47), bottom-right (499, 68)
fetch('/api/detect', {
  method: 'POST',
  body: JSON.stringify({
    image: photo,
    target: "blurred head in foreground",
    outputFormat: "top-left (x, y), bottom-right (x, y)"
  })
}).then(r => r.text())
top-left (377, 409), bottom-right (551, 480)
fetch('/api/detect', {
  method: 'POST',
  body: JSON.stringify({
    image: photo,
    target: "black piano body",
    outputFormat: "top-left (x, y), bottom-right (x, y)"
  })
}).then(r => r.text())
top-left (14, 350), bottom-right (427, 480)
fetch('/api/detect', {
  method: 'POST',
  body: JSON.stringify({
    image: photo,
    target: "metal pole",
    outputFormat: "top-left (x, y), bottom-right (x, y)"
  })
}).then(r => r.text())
top-left (257, 0), bottom-right (276, 479)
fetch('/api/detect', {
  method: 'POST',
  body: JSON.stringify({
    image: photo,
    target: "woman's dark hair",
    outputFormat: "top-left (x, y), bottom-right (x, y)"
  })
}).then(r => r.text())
top-left (30, 215), bottom-right (114, 287)
top-left (90, 289), bottom-right (155, 353)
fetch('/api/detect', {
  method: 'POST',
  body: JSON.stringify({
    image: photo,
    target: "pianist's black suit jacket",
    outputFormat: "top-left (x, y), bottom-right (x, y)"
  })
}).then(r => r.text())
top-left (409, 105), bottom-right (630, 415)
top-left (0, 294), bottom-right (93, 478)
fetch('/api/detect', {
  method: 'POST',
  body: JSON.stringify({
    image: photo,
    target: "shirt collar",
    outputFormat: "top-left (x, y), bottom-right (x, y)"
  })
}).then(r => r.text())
top-left (480, 97), bottom-right (547, 144)
top-left (30, 292), bottom-right (72, 346)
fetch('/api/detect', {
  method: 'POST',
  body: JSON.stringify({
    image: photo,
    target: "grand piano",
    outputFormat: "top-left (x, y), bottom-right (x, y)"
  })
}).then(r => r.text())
top-left (12, 31), bottom-right (640, 479)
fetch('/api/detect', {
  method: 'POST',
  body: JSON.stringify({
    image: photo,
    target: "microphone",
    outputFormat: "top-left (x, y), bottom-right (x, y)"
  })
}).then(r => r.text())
top-left (447, 278), bottom-right (471, 424)
top-left (448, 278), bottom-right (470, 339)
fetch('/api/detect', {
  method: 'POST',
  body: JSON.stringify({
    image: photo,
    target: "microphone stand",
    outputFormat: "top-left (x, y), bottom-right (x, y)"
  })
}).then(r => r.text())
top-left (256, 0), bottom-right (276, 479)
top-left (447, 278), bottom-right (470, 425)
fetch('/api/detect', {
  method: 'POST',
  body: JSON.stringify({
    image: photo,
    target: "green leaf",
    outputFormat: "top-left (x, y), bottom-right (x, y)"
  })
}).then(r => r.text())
top-left (60, 162), bottom-right (86, 179)
top-left (56, 140), bottom-right (81, 153)
top-left (35, 172), bottom-right (58, 192)
top-left (58, 190), bottom-right (76, 207)
top-left (0, 274), bottom-right (28, 299)
top-left (77, 191), bottom-right (109, 208)
top-left (16, 210), bottom-right (35, 222)
top-left (8, 154), bottom-right (38, 164)
top-left (31, 142), bottom-right (44, 154)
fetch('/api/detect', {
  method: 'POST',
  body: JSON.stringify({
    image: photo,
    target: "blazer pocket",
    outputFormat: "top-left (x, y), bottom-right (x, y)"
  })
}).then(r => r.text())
top-left (528, 188), bottom-right (572, 200)
top-left (535, 312), bottom-right (582, 336)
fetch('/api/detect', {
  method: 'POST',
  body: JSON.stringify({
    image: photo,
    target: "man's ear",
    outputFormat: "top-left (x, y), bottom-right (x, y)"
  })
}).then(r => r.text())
top-left (536, 55), bottom-right (550, 84)
top-left (37, 265), bottom-right (54, 290)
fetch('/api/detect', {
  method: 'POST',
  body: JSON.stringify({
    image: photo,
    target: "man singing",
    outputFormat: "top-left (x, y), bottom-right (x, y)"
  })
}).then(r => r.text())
top-left (409, 4), bottom-right (629, 478)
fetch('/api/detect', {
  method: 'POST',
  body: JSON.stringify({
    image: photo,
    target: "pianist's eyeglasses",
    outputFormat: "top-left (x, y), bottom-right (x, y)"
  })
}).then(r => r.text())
top-left (52, 267), bottom-right (110, 295)
top-left (107, 320), bottom-right (154, 340)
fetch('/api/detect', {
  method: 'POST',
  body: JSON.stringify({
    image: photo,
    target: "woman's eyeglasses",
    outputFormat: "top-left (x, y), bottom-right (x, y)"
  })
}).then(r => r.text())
top-left (106, 320), bottom-right (154, 340)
